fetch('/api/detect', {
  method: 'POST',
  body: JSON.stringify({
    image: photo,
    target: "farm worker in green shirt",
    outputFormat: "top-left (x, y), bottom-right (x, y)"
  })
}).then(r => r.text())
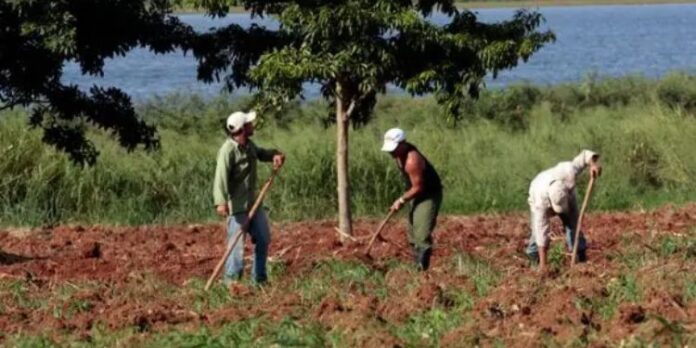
top-left (213, 110), bottom-right (285, 285)
top-left (382, 128), bottom-right (443, 271)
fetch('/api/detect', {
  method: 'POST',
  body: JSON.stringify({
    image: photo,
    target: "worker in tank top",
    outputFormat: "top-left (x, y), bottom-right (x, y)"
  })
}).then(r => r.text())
top-left (381, 128), bottom-right (443, 271)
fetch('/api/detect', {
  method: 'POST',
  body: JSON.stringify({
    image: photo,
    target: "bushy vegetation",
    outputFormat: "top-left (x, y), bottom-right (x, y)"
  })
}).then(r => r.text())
top-left (1, 74), bottom-right (696, 227)
top-left (173, 0), bottom-right (241, 12)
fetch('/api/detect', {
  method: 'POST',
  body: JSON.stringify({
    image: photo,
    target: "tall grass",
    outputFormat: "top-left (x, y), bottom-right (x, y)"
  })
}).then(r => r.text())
top-left (1, 74), bottom-right (696, 227)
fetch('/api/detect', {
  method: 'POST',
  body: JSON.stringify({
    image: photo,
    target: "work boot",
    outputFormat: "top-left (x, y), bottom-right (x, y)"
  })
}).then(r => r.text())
top-left (526, 251), bottom-right (539, 265)
top-left (415, 248), bottom-right (432, 271)
top-left (576, 249), bottom-right (587, 263)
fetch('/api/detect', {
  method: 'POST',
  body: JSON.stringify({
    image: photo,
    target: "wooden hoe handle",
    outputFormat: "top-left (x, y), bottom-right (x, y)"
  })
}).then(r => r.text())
top-left (364, 209), bottom-right (397, 255)
top-left (571, 175), bottom-right (596, 266)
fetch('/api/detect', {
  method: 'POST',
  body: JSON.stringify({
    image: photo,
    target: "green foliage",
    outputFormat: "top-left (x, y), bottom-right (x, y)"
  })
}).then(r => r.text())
top-left (607, 274), bottom-right (641, 303)
top-left (685, 279), bottom-right (696, 303)
top-left (173, 0), bottom-right (240, 13)
top-left (547, 242), bottom-right (566, 272)
top-left (454, 254), bottom-right (500, 297)
top-left (444, 288), bottom-right (475, 311)
top-left (591, 274), bottom-right (642, 320)
top-left (626, 132), bottom-right (663, 189)
top-left (51, 284), bottom-right (94, 320)
top-left (656, 73), bottom-right (696, 113)
top-left (0, 0), bottom-right (190, 163)
top-left (295, 259), bottom-right (385, 303)
top-left (616, 247), bottom-right (650, 271)
top-left (225, 1), bottom-right (555, 123)
top-left (3, 75), bottom-right (696, 227)
top-left (473, 84), bottom-right (541, 131)
top-left (395, 309), bottom-right (462, 347)
top-left (5, 335), bottom-right (58, 348)
top-left (184, 278), bottom-right (235, 312)
top-left (574, 273), bottom-right (643, 321)
top-left (659, 235), bottom-right (679, 257)
top-left (3, 280), bottom-right (46, 310)
top-left (147, 317), bottom-right (331, 347)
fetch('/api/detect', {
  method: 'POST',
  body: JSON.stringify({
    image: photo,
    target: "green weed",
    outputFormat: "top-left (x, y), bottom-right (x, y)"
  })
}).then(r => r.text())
top-left (547, 242), bottom-right (566, 272)
top-left (145, 317), bottom-right (332, 347)
top-left (454, 254), bottom-right (500, 297)
top-left (394, 308), bottom-right (462, 347)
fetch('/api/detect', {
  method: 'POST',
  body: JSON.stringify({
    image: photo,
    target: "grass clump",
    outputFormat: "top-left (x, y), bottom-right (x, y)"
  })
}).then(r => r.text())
top-left (453, 253), bottom-right (500, 297)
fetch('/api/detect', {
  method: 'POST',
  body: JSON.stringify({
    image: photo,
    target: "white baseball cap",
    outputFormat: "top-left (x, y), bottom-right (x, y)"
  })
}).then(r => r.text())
top-left (381, 128), bottom-right (406, 152)
top-left (226, 111), bottom-right (257, 133)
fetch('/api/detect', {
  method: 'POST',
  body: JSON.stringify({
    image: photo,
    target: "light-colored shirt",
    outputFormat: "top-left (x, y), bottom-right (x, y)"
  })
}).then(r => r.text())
top-left (528, 150), bottom-right (598, 213)
top-left (213, 138), bottom-right (276, 214)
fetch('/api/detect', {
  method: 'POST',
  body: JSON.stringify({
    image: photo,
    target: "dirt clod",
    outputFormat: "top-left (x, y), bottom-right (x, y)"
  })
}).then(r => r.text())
top-left (84, 243), bottom-right (101, 259)
top-left (622, 305), bottom-right (646, 324)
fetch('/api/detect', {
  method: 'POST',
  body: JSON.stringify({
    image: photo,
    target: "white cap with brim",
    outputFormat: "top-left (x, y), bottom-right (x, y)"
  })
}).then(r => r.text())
top-left (226, 111), bottom-right (257, 133)
top-left (381, 128), bottom-right (406, 152)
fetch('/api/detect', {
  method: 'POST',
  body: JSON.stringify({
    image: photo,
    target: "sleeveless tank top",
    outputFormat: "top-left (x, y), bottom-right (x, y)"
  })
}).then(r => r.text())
top-left (398, 144), bottom-right (443, 197)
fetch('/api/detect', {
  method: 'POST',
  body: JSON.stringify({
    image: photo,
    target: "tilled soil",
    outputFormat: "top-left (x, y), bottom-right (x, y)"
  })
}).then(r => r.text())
top-left (1, 204), bottom-right (695, 346)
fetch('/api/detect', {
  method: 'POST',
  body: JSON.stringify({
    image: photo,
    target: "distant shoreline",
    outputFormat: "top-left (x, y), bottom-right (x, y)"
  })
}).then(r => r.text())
top-left (173, 0), bottom-right (696, 14)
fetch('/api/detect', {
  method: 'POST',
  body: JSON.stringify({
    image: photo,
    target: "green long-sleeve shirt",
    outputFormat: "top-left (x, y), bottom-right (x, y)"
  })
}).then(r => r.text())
top-left (213, 138), bottom-right (277, 214)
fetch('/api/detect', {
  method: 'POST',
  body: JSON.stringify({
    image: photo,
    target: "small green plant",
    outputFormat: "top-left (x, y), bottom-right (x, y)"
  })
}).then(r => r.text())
top-left (266, 318), bottom-right (329, 347)
top-left (395, 309), bottom-right (461, 347)
top-left (6, 335), bottom-right (57, 348)
top-left (593, 274), bottom-right (642, 320)
top-left (6, 281), bottom-right (45, 310)
top-left (267, 259), bottom-right (288, 279)
top-left (684, 279), bottom-right (696, 303)
top-left (454, 254), bottom-right (500, 297)
top-left (294, 259), bottom-right (384, 304)
top-left (185, 278), bottom-right (234, 312)
top-left (547, 243), bottom-right (566, 272)
top-left (659, 235), bottom-right (679, 257)
top-left (445, 289), bottom-right (475, 311)
top-left (608, 274), bottom-right (641, 303)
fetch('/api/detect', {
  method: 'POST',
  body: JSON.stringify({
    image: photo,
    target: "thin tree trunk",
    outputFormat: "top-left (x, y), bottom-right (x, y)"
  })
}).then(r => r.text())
top-left (336, 83), bottom-right (352, 237)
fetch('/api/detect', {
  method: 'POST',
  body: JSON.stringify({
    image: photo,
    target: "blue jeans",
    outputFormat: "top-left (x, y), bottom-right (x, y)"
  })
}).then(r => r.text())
top-left (224, 208), bottom-right (271, 284)
top-left (526, 199), bottom-right (587, 259)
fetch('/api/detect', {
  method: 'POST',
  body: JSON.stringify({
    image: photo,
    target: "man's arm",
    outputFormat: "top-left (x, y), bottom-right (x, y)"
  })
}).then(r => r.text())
top-left (256, 146), bottom-right (279, 162)
top-left (213, 146), bottom-right (232, 216)
top-left (256, 145), bottom-right (285, 170)
top-left (390, 152), bottom-right (426, 211)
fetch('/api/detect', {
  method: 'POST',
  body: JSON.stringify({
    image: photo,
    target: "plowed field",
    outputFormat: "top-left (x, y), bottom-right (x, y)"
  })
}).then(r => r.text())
top-left (1, 205), bottom-right (695, 346)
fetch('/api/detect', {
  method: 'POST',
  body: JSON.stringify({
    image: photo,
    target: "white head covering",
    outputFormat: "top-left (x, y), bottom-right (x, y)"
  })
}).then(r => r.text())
top-left (226, 111), bottom-right (257, 133)
top-left (381, 128), bottom-right (406, 152)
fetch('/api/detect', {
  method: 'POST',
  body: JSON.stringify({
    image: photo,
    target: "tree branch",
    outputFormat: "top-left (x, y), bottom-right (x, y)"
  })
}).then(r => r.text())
top-left (0, 101), bottom-right (23, 112)
top-left (345, 88), bottom-right (375, 119)
top-left (345, 100), bottom-right (356, 118)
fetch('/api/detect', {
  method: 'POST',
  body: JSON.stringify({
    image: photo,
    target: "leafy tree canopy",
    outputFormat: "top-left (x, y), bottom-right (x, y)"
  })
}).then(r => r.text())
top-left (0, 0), bottom-right (191, 163)
top-left (186, 0), bottom-right (554, 125)
top-left (1, 0), bottom-right (553, 164)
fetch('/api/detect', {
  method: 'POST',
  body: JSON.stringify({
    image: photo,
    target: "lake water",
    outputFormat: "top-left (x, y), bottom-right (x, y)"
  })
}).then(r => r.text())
top-left (62, 4), bottom-right (696, 100)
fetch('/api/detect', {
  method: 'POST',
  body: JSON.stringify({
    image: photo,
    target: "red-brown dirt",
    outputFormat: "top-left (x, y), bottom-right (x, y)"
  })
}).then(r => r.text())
top-left (1, 204), bottom-right (695, 346)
